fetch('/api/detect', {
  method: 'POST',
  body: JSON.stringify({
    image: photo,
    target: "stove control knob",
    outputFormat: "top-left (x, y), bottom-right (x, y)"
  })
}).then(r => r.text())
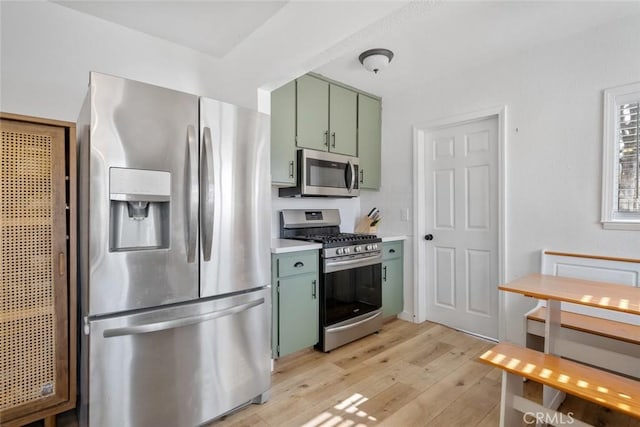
top-left (354, 246), bottom-right (362, 253)
top-left (344, 247), bottom-right (351, 254)
top-left (365, 244), bottom-right (372, 251)
top-left (336, 248), bottom-right (344, 255)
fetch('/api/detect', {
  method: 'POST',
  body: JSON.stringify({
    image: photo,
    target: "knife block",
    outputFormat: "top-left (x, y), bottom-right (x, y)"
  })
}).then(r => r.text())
top-left (355, 216), bottom-right (377, 234)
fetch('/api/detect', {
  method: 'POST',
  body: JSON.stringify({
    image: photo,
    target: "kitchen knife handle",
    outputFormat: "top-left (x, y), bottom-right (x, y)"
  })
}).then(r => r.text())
top-left (186, 125), bottom-right (198, 263)
top-left (201, 127), bottom-right (215, 262)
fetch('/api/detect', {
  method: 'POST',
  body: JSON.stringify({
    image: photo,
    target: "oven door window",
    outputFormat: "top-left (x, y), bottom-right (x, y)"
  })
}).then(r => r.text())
top-left (322, 263), bottom-right (381, 325)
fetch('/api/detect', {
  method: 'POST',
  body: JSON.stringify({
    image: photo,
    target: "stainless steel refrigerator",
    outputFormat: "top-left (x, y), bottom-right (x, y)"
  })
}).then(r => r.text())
top-left (77, 72), bottom-right (271, 426)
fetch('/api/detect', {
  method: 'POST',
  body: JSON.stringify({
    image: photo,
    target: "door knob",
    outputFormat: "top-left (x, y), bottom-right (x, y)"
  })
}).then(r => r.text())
top-left (424, 234), bottom-right (434, 241)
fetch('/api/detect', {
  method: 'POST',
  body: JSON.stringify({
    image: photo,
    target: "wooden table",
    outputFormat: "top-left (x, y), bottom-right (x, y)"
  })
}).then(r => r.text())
top-left (499, 273), bottom-right (640, 409)
top-left (500, 273), bottom-right (640, 315)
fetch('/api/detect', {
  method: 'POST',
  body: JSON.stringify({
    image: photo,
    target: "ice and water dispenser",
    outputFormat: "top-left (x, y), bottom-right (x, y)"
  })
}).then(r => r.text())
top-left (109, 167), bottom-right (171, 251)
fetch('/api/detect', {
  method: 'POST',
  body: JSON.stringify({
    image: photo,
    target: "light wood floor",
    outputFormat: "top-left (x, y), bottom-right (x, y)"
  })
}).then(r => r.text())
top-left (50, 318), bottom-right (638, 427)
top-left (211, 318), bottom-right (639, 427)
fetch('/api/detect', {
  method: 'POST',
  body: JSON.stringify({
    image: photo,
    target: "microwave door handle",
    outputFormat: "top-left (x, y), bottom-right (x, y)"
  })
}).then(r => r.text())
top-left (186, 125), bottom-right (198, 263)
top-left (346, 160), bottom-right (355, 192)
top-left (201, 127), bottom-right (215, 262)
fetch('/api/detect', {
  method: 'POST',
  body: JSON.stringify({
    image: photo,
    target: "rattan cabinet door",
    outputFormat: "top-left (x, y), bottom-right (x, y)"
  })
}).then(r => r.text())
top-left (1, 119), bottom-right (69, 422)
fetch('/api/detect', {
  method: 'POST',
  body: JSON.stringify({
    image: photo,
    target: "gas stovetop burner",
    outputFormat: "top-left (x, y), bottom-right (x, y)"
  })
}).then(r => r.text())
top-left (301, 233), bottom-right (379, 244)
top-left (280, 209), bottom-right (382, 249)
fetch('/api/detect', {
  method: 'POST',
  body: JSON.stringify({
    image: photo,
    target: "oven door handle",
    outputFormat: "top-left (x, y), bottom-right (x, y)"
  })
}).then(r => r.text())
top-left (324, 255), bottom-right (381, 273)
top-left (327, 311), bottom-right (382, 333)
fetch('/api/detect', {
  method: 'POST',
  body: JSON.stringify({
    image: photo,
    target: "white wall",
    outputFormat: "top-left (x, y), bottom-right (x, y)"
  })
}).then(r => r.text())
top-left (5, 2), bottom-right (638, 341)
top-left (0, 1), bottom-right (260, 120)
top-left (271, 188), bottom-right (360, 238)
top-left (0, 2), bottom-right (362, 236)
top-left (362, 13), bottom-right (640, 342)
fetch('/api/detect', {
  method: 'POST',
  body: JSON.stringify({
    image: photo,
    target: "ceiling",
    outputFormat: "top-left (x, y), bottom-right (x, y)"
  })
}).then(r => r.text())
top-left (53, 1), bottom-right (640, 99)
top-left (54, 1), bottom-right (289, 58)
top-left (315, 1), bottom-right (640, 99)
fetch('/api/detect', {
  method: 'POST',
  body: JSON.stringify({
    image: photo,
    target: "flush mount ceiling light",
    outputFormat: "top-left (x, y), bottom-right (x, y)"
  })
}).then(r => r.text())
top-left (358, 48), bottom-right (394, 74)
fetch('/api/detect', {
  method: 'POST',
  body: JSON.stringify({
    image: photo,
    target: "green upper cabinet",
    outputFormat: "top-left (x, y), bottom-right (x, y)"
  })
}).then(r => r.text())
top-left (271, 80), bottom-right (297, 185)
top-left (270, 73), bottom-right (381, 188)
top-left (296, 74), bottom-right (357, 157)
top-left (358, 94), bottom-right (382, 189)
top-left (329, 84), bottom-right (358, 156)
top-left (296, 74), bottom-right (329, 152)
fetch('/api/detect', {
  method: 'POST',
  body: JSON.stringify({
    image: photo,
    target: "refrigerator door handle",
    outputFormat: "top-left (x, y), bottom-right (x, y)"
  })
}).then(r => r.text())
top-left (186, 125), bottom-right (198, 263)
top-left (102, 297), bottom-right (265, 338)
top-left (201, 127), bottom-right (215, 262)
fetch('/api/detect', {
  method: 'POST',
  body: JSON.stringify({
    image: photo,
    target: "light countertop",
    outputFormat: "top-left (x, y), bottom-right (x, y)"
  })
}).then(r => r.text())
top-left (271, 238), bottom-right (322, 254)
top-left (379, 235), bottom-right (408, 242)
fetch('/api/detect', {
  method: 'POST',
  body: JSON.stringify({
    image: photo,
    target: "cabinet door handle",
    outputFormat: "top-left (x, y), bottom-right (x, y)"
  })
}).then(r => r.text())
top-left (294, 261), bottom-right (304, 268)
top-left (324, 130), bottom-right (329, 146)
top-left (360, 169), bottom-right (364, 183)
top-left (331, 132), bottom-right (336, 148)
top-left (383, 265), bottom-right (387, 281)
top-left (58, 252), bottom-right (65, 277)
top-left (389, 249), bottom-right (396, 254)
top-left (312, 279), bottom-right (317, 299)
top-left (288, 160), bottom-right (294, 178)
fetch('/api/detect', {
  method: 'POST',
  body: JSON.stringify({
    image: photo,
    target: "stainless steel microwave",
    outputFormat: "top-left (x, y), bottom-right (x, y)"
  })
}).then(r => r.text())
top-left (278, 149), bottom-right (360, 198)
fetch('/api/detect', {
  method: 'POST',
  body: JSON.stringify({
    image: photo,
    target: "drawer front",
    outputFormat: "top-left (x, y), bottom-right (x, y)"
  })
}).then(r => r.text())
top-left (382, 241), bottom-right (403, 261)
top-left (88, 289), bottom-right (271, 427)
top-left (276, 250), bottom-right (318, 277)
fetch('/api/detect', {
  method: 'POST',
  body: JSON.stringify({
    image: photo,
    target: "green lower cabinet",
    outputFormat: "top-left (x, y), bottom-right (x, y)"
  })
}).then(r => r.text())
top-left (382, 241), bottom-right (404, 317)
top-left (271, 250), bottom-right (319, 358)
top-left (277, 274), bottom-right (318, 356)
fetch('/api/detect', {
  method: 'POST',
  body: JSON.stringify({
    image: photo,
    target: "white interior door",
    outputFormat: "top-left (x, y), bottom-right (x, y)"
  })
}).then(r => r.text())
top-left (423, 116), bottom-right (499, 339)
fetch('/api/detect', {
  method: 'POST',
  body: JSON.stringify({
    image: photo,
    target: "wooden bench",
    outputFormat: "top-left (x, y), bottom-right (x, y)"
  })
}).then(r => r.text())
top-left (525, 251), bottom-right (640, 379)
top-left (480, 342), bottom-right (640, 427)
top-left (527, 306), bottom-right (640, 345)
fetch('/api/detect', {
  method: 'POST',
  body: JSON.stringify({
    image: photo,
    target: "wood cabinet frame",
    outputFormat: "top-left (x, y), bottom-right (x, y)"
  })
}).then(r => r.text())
top-left (0, 112), bottom-right (77, 426)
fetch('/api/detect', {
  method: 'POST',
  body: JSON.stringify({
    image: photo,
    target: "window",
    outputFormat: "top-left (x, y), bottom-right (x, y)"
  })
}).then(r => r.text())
top-left (601, 82), bottom-right (640, 230)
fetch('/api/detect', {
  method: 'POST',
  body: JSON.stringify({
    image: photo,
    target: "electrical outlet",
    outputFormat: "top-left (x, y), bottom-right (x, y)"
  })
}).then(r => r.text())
top-left (400, 208), bottom-right (409, 222)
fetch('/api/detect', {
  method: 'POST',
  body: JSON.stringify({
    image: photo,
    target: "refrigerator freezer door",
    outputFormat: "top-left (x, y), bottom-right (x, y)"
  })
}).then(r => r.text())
top-left (199, 98), bottom-right (271, 297)
top-left (84, 72), bottom-right (199, 315)
top-left (84, 288), bottom-right (271, 427)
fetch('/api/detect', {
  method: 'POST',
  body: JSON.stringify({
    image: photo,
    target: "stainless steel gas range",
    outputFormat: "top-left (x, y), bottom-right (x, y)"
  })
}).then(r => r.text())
top-left (280, 209), bottom-right (382, 352)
